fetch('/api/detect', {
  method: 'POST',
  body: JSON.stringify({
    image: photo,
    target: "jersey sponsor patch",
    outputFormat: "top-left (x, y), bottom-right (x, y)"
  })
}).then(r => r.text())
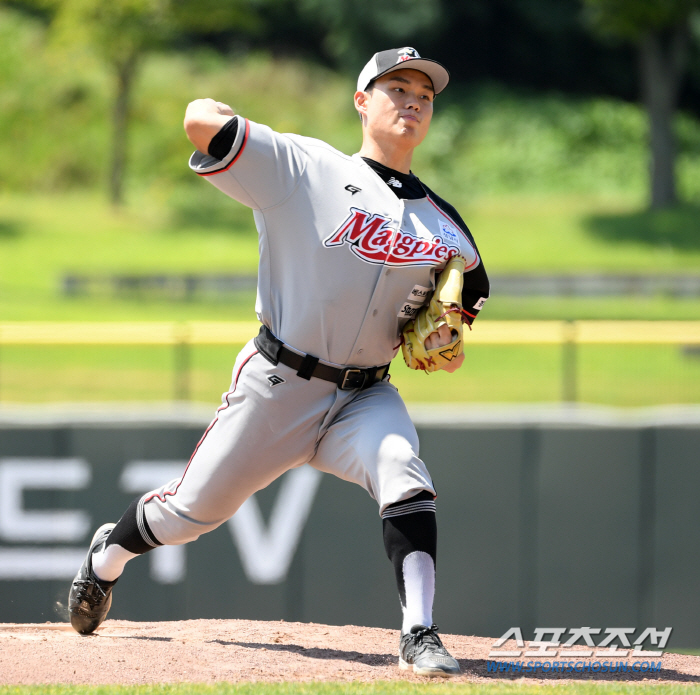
top-left (397, 302), bottom-right (422, 319)
top-left (398, 284), bottom-right (431, 318)
top-left (408, 284), bottom-right (431, 302)
top-left (345, 184), bottom-right (361, 195)
top-left (473, 297), bottom-right (488, 310)
top-left (439, 220), bottom-right (460, 245)
top-left (325, 207), bottom-right (459, 267)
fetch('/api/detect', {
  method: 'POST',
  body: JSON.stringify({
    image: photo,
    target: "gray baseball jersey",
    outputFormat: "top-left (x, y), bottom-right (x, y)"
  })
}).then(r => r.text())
top-left (139, 116), bottom-right (489, 544)
top-left (189, 116), bottom-right (486, 367)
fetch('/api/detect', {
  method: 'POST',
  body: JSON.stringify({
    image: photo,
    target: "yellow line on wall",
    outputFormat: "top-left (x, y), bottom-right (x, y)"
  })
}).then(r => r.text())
top-left (0, 321), bottom-right (699, 345)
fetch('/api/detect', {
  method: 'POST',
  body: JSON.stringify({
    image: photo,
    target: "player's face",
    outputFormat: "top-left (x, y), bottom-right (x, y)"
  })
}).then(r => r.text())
top-left (360, 69), bottom-right (434, 148)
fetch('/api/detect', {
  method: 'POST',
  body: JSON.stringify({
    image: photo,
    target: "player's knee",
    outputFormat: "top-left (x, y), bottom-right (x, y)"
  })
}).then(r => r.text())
top-left (376, 432), bottom-right (420, 470)
top-left (144, 500), bottom-right (224, 546)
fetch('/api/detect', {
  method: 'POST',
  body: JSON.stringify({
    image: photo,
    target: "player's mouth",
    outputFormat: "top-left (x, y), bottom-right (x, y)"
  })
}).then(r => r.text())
top-left (400, 113), bottom-right (419, 123)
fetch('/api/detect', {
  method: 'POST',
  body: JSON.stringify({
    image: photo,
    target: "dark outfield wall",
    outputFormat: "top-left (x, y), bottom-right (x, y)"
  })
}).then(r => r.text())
top-left (0, 413), bottom-right (698, 646)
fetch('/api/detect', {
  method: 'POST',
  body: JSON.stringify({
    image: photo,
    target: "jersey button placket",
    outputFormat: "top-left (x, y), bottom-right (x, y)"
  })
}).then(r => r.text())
top-left (349, 201), bottom-right (402, 363)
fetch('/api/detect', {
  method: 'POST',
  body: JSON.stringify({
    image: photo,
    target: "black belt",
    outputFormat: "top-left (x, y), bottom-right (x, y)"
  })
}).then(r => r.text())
top-left (254, 326), bottom-right (389, 391)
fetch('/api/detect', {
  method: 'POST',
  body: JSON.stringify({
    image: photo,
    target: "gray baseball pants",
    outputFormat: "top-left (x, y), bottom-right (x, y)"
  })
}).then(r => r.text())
top-left (142, 338), bottom-right (435, 546)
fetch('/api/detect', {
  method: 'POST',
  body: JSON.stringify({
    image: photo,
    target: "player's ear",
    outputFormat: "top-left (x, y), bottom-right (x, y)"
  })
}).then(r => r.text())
top-left (354, 90), bottom-right (369, 126)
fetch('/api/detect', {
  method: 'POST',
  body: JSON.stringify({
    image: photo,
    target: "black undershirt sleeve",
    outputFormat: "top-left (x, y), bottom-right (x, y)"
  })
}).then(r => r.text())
top-left (361, 160), bottom-right (491, 322)
top-left (420, 183), bottom-right (491, 323)
top-left (207, 117), bottom-right (239, 161)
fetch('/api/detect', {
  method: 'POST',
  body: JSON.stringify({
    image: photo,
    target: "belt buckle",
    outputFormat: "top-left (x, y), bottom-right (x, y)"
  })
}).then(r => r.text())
top-left (340, 368), bottom-right (367, 390)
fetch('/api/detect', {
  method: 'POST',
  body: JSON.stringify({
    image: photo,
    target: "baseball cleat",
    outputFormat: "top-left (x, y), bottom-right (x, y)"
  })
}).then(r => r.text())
top-left (68, 523), bottom-right (117, 635)
top-left (399, 624), bottom-right (461, 677)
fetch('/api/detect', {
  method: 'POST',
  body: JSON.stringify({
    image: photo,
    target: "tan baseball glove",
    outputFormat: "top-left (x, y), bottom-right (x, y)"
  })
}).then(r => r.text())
top-left (401, 255), bottom-right (467, 372)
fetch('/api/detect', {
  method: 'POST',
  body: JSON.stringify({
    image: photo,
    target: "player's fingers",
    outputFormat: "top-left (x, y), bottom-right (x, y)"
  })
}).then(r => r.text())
top-left (425, 324), bottom-right (451, 350)
top-left (433, 324), bottom-right (454, 349)
top-left (216, 101), bottom-right (235, 116)
top-left (424, 330), bottom-right (438, 350)
top-left (439, 323), bottom-right (453, 345)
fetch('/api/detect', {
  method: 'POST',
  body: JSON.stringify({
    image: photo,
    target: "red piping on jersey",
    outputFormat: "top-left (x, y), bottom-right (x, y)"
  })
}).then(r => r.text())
top-left (144, 348), bottom-right (259, 505)
top-left (426, 196), bottom-right (479, 271)
top-left (196, 118), bottom-right (250, 177)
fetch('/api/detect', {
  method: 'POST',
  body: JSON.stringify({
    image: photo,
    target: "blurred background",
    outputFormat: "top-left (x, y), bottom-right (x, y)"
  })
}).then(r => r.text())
top-left (0, 0), bottom-right (700, 406)
top-left (2, 0), bottom-right (700, 645)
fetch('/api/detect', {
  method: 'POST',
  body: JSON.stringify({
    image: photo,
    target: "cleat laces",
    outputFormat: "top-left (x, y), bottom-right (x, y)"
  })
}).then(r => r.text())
top-left (73, 577), bottom-right (108, 608)
top-left (411, 624), bottom-right (449, 657)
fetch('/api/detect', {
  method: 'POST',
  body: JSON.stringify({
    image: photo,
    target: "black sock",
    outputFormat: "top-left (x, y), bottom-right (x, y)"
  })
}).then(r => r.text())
top-left (382, 491), bottom-right (437, 618)
top-left (106, 496), bottom-right (162, 555)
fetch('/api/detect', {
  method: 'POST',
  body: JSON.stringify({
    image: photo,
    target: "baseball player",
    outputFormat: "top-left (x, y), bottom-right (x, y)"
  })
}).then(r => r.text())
top-left (69, 47), bottom-right (490, 678)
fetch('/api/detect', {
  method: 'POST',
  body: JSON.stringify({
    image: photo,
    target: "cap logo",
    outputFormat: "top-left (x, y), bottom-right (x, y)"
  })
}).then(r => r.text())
top-left (397, 47), bottom-right (419, 63)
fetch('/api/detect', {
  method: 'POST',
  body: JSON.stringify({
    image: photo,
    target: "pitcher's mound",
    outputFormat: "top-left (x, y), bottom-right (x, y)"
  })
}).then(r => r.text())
top-left (0, 619), bottom-right (698, 684)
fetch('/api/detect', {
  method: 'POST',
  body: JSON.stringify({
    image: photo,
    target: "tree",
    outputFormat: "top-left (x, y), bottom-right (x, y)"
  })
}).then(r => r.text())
top-left (296, 0), bottom-right (442, 71)
top-left (33, 0), bottom-right (260, 206)
top-left (583, 0), bottom-right (700, 208)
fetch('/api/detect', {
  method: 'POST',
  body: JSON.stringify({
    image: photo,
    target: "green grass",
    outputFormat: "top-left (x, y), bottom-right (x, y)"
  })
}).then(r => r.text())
top-left (2, 343), bottom-right (699, 406)
top-left (0, 191), bottom-right (260, 322)
top-left (2, 686), bottom-right (700, 695)
top-left (392, 343), bottom-right (700, 406)
top-left (2, 189), bottom-right (700, 407)
top-left (3, 191), bottom-right (700, 324)
top-left (484, 297), bottom-right (700, 321)
top-left (469, 195), bottom-right (700, 274)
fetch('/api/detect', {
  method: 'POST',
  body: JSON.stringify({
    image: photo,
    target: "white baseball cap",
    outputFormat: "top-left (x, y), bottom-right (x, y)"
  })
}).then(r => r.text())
top-left (357, 47), bottom-right (450, 95)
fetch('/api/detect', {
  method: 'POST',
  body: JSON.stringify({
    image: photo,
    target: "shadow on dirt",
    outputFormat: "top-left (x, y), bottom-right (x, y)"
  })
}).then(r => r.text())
top-left (212, 641), bottom-right (700, 682)
top-left (212, 639), bottom-right (395, 667)
top-left (112, 635), bottom-right (174, 642)
top-left (586, 204), bottom-right (700, 251)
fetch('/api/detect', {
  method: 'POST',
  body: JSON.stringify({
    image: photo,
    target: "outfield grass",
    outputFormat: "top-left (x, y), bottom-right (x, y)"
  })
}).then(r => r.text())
top-left (2, 187), bottom-right (700, 406)
top-left (2, 191), bottom-right (700, 324)
top-left (1, 684), bottom-right (699, 694)
top-left (1, 342), bottom-right (699, 406)
top-left (469, 195), bottom-right (700, 274)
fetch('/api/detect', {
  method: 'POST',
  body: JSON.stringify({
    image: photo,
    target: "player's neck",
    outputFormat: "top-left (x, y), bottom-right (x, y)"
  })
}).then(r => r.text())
top-left (358, 138), bottom-right (413, 175)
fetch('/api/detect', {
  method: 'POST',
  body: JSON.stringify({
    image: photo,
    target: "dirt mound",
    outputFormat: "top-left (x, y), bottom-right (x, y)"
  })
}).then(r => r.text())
top-left (0, 620), bottom-right (698, 684)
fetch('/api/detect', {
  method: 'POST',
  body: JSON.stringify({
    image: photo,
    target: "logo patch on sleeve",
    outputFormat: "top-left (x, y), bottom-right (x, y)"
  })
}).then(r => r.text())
top-left (473, 297), bottom-right (488, 310)
top-left (439, 220), bottom-right (460, 245)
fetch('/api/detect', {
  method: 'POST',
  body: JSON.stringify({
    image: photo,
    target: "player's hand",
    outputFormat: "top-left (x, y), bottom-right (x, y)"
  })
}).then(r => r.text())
top-left (184, 98), bottom-right (236, 154)
top-left (214, 101), bottom-right (235, 116)
top-left (424, 324), bottom-right (465, 373)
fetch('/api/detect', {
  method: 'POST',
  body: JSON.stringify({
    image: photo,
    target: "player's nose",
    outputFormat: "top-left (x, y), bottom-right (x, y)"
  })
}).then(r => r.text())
top-left (405, 94), bottom-right (420, 111)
